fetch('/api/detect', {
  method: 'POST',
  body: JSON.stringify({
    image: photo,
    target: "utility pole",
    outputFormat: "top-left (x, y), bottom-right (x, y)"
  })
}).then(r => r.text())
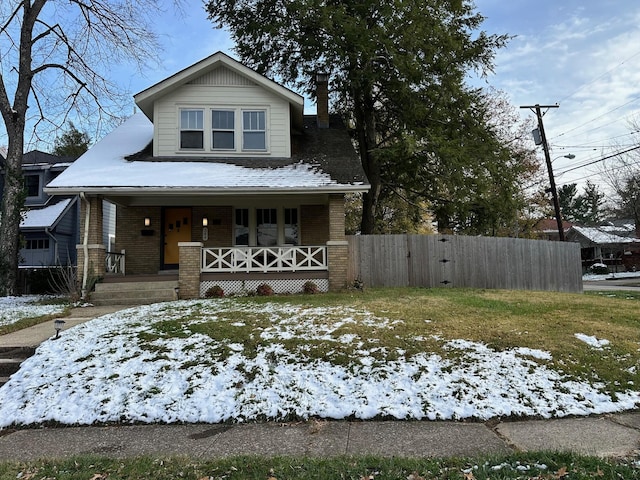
top-left (520, 104), bottom-right (565, 241)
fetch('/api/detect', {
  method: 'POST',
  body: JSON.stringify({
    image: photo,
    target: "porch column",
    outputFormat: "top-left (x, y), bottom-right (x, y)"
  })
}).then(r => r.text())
top-left (178, 242), bottom-right (202, 299)
top-left (77, 195), bottom-right (105, 291)
top-left (327, 194), bottom-right (348, 291)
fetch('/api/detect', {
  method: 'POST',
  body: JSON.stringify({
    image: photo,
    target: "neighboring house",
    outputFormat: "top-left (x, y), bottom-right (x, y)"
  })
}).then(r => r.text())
top-left (46, 52), bottom-right (370, 301)
top-left (566, 223), bottom-right (640, 272)
top-left (0, 150), bottom-right (79, 268)
top-left (533, 218), bottom-right (574, 242)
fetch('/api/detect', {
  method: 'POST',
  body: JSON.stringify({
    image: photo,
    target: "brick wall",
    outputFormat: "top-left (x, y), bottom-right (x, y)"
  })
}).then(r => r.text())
top-left (192, 206), bottom-right (232, 247)
top-left (178, 242), bottom-right (202, 299)
top-left (77, 195), bottom-right (105, 288)
top-left (301, 204), bottom-right (328, 245)
top-left (328, 194), bottom-right (346, 241)
top-left (116, 206), bottom-right (162, 274)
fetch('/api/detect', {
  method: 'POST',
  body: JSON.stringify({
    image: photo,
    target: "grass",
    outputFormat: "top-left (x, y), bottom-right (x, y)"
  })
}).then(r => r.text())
top-left (133, 288), bottom-right (640, 396)
top-left (0, 452), bottom-right (638, 479)
top-left (0, 301), bottom-right (71, 336)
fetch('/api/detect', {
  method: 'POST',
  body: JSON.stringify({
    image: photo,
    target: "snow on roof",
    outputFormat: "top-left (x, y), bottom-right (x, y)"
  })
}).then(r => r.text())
top-left (570, 225), bottom-right (640, 244)
top-left (46, 114), bottom-right (354, 193)
top-left (20, 198), bottom-right (72, 229)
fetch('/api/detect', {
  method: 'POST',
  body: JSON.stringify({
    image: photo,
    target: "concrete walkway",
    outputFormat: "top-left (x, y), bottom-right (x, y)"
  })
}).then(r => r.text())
top-left (0, 414), bottom-right (638, 461)
top-left (0, 303), bottom-right (639, 462)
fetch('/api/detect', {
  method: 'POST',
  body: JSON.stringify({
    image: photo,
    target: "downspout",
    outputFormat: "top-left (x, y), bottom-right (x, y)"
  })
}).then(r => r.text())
top-left (79, 192), bottom-right (90, 299)
top-left (43, 227), bottom-right (58, 264)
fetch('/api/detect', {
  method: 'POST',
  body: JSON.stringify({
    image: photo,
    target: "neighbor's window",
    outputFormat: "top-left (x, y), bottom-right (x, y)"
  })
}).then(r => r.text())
top-left (243, 111), bottom-right (266, 150)
top-left (24, 175), bottom-right (40, 197)
top-left (180, 109), bottom-right (204, 149)
top-left (25, 238), bottom-right (49, 250)
top-left (212, 110), bottom-right (235, 149)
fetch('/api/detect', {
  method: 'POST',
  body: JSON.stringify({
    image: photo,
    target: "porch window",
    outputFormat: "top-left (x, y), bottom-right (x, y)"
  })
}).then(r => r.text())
top-left (212, 110), bottom-right (235, 149)
top-left (25, 238), bottom-right (49, 250)
top-left (180, 109), bottom-right (204, 149)
top-left (284, 208), bottom-right (299, 245)
top-left (235, 208), bottom-right (249, 245)
top-left (242, 111), bottom-right (266, 150)
top-left (257, 208), bottom-right (277, 246)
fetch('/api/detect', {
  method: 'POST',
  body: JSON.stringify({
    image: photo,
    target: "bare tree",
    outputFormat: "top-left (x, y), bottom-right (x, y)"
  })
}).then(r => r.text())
top-left (0, 0), bottom-right (176, 295)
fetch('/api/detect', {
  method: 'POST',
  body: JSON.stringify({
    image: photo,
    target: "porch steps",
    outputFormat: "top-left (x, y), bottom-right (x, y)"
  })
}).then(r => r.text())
top-left (0, 347), bottom-right (36, 388)
top-left (91, 279), bottom-right (179, 306)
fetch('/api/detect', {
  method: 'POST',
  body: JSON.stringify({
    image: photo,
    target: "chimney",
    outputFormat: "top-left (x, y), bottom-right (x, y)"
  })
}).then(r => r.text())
top-left (316, 72), bottom-right (329, 128)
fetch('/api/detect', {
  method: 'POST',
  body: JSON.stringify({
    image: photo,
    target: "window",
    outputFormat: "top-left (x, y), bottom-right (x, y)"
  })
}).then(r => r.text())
top-left (212, 110), bottom-right (235, 149)
top-left (25, 238), bottom-right (49, 250)
top-left (243, 111), bottom-right (266, 150)
top-left (235, 208), bottom-right (249, 246)
top-left (180, 109), bottom-right (204, 149)
top-left (257, 208), bottom-right (277, 246)
top-left (24, 175), bottom-right (40, 197)
top-left (284, 208), bottom-right (299, 245)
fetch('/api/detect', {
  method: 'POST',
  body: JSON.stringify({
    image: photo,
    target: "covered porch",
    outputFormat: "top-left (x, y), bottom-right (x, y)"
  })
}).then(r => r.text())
top-left (79, 192), bottom-right (349, 300)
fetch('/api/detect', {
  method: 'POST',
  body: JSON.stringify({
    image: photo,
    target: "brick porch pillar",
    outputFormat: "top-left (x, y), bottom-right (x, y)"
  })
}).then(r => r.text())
top-left (327, 194), bottom-right (348, 291)
top-left (178, 242), bottom-right (202, 299)
top-left (77, 195), bottom-right (105, 293)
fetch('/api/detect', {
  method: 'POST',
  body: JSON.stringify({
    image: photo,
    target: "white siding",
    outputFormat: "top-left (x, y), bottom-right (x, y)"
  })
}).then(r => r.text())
top-left (153, 78), bottom-right (292, 158)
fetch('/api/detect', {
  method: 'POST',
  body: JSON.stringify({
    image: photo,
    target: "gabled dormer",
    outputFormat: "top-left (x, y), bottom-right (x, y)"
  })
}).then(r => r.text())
top-left (133, 52), bottom-right (304, 159)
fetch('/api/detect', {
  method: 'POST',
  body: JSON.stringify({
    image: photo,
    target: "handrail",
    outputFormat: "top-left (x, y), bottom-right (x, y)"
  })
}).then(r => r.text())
top-left (105, 249), bottom-right (126, 275)
top-left (202, 246), bottom-right (327, 273)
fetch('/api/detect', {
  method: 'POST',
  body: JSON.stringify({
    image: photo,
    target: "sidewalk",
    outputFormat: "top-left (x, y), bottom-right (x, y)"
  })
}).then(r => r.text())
top-left (0, 414), bottom-right (638, 461)
top-left (0, 305), bottom-right (639, 462)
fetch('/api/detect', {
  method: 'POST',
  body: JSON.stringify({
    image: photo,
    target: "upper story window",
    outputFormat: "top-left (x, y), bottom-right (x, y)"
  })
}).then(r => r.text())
top-left (243, 111), bottom-right (266, 150)
top-left (24, 175), bottom-right (40, 197)
top-left (180, 109), bottom-right (204, 149)
top-left (178, 106), bottom-right (268, 153)
top-left (212, 110), bottom-right (235, 150)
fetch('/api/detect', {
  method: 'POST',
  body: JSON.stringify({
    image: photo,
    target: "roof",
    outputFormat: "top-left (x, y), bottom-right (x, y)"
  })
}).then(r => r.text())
top-left (534, 218), bottom-right (573, 232)
top-left (22, 150), bottom-right (74, 166)
top-left (20, 198), bottom-right (74, 230)
top-left (45, 113), bottom-right (369, 196)
top-left (134, 51), bottom-right (304, 129)
top-left (568, 225), bottom-right (640, 245)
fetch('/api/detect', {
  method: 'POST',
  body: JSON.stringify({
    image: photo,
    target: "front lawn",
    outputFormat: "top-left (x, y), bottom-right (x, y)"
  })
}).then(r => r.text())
top-left (0, 288), bottom-right (638, 427)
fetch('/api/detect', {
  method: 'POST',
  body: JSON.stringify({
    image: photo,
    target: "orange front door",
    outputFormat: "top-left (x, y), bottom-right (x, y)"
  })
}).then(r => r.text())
top-left (164, 208), bottom-right (192, 266)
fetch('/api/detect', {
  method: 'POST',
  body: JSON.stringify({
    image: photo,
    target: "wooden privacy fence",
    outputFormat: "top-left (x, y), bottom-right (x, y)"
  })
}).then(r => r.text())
top-left (346, 234), bottom-right (583, 293)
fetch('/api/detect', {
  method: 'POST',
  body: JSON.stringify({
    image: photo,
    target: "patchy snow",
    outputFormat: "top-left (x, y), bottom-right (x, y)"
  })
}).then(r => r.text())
top-left (20, 198), bottom-right (72, 229)
top-left (46, 114), bottom-right (342, 191)
top-left (572, 225), bottom-right (640, 245)
top-left (0, 299), bottom-right (637, 427)
top-left (583, 271), bottom-right (640, 281)
top-left (574, 333), bottom-right (610, 350)
top-left (0, 296), bottom-right (66, 327)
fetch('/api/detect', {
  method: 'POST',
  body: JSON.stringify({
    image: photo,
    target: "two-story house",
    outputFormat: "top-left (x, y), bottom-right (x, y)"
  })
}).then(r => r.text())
top-left (45, 52), bottom-right (369, 303)
top-left (0, 150), bottom-right (79, 270)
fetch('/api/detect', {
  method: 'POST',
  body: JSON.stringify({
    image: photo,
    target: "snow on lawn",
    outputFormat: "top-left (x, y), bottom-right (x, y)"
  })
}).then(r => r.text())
top-left (574, 333), bottom-right (610, 350)
top-left (0, 299), bottom-right (638, 427)
top-left (0, 296), bottom-right (66, 327)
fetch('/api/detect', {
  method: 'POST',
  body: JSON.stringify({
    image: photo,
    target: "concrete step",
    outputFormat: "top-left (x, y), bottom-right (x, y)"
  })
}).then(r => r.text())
top-left (90, 281), bottom-right (179, 306)
top-left (0, 347), bottom-right (36, 387)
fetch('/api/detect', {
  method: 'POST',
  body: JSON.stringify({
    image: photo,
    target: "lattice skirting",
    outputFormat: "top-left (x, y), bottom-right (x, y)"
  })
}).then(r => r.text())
top-left (200, 278), bottom-right (329, 296)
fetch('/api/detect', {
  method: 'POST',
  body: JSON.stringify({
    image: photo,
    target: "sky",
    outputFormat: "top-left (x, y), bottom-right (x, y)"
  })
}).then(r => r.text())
top-left (4, 0), bottom-right (640, 200)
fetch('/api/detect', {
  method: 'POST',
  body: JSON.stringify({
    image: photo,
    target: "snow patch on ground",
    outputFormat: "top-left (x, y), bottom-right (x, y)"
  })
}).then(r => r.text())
top-left (574, 333), bottom-right (610, 350)
top-left (0, 299), bottom-right (637, 427)
top-left (0, 296), bottom-right (66, 327)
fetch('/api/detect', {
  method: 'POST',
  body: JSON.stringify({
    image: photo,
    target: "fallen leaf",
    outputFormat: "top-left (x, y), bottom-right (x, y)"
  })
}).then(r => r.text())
top-left (555, 466), bottom-right (569, 478)
top-left (463, 472), bottom-right (476, 480)
top-left (407, 472), bottom-right (425, 480)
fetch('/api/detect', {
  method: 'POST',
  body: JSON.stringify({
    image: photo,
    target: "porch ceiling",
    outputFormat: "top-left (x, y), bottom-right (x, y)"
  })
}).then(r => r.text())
top-left (103, 192), bottom-right (333, 207)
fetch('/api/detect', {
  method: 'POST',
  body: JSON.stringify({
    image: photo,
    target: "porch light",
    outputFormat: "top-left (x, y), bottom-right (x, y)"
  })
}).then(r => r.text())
top-left (202, 216), bottom-right (208, 227)
top-left (53, 319), bottom-right (65, 339)
top-left (144, 217), bottom-right (151, 227)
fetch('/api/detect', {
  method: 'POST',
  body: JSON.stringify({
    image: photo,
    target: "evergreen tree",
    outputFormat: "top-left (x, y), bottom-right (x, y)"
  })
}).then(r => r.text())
top-left (52, 122), bottom-right (91, 159)
top-left (206, 0), bottom-right (536, 235)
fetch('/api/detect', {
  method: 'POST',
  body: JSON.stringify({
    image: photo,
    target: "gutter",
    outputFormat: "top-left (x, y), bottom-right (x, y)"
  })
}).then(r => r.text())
top-left (79, 192), bottom-right (90, 300)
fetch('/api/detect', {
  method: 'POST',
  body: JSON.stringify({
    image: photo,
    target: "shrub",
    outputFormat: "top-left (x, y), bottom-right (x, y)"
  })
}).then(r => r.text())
top-left (256, 283), bottom-right (274, 296)
top-left (588, 263), bottom-right (609, 275)
top-left (302, 281), bottom-right (319, 294)
top-left (204, 285), bottom-right (224, 298)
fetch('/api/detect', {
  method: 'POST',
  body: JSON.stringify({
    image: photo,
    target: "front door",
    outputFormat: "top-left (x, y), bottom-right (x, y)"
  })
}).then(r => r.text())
top-left (163, 207), bottom-right (192, 267)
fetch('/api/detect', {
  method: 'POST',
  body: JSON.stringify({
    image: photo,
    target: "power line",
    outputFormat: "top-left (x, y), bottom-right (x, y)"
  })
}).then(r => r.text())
top-left (556, 144), bottom-right (640, 176)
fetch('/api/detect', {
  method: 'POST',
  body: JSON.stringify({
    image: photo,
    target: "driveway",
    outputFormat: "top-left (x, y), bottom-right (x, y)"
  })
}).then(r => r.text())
top-left (583, 276), bottom-right (640, 291)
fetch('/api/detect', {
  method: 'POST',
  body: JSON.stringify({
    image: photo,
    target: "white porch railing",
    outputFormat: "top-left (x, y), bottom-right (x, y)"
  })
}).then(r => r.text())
top-left (202, 246), bottom-right (327, 273)
top-left (105, 249), bottom-right (125, 275)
